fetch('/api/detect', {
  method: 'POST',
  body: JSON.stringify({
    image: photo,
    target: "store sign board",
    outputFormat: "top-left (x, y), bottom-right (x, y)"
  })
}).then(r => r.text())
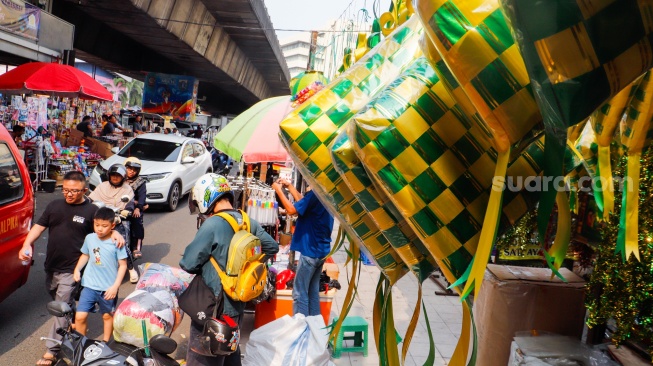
top-left (142, 72), bottom-right (198, 122)
top-left (0, 0), bottom-right (40, 41)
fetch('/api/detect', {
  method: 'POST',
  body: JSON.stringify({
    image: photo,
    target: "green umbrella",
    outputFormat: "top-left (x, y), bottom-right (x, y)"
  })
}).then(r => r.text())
top-left (213, 96), bottom-right (293, 163)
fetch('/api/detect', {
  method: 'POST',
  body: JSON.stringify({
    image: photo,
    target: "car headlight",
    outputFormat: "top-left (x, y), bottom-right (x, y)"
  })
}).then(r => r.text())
top-left (144, 172), bottom-right (171, 182)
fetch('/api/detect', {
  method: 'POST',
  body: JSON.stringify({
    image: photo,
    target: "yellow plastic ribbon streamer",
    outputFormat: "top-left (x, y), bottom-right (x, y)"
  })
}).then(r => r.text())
top-left (449, 299), bottom-right (473, 366)
top-left (546, 190), bottom-right (572, 273)
top-left (460, 148), bottom-right (510, 299)
top-left (401, 282), bottom-right (422, 365)
top-left (328, 240), bottom-right (360, 352)
top-left (354, 33), bottom-right (369, 62)
top-left (618, 154), bottom-right (642, 261)
top-left (597, 145), bottom-right (614, 221)
top-left (380, 0), bottom-right (412, 37)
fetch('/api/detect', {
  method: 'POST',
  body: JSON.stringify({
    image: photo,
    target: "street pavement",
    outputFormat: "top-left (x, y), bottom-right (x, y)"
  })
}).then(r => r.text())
top-left (0, 189), bottom-right (463, 365)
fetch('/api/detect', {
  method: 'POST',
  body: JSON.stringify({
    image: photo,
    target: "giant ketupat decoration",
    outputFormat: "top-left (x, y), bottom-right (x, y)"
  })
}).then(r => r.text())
top-left (412, 0), bottom-right (544, 298)
top-left (279, 16), bottom-right (424, 365)
top-left (500, 0), bottom-right (653, 265)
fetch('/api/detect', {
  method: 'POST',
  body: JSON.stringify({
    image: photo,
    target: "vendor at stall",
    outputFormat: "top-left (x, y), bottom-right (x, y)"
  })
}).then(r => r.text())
top-left (76, 116), bottom-right (94, 137)
top-left (132, 114), bottom-right (145, 135)
top-left (101, 115), bottom-right (126, 136)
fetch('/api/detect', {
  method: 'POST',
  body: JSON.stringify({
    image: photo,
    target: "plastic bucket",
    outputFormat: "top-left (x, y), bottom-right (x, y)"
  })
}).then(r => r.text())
top-left (41, 179), bottom-right (56, 193)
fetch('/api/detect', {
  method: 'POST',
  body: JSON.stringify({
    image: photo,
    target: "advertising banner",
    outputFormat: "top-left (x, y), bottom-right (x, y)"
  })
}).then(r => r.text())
top-left (0, 0), bottom-right (40, 41)
top-left (142, 72), bottom-right (198, 121)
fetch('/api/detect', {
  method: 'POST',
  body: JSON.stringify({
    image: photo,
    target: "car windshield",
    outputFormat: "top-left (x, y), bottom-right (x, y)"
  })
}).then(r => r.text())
top-left (118, 138), bottom-right (182, 162)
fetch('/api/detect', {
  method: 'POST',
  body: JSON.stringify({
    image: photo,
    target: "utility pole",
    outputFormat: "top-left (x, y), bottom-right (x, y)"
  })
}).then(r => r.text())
top-left (307, 31), bottom-right (319, 71)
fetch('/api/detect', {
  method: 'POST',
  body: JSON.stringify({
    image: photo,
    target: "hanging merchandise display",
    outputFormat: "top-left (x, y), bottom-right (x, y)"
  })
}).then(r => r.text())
top-left (245, 183), bottom-right (279, 227)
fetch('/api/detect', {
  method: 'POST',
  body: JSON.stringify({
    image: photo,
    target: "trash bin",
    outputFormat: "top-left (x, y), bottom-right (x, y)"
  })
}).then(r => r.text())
top-left (40, 179), bottom-right (56, 193)
top-left (254, 288), bottom-right (336, 329)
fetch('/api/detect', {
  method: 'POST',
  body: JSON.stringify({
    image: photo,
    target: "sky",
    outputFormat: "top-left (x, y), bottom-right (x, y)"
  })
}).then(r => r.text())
top-left (264, 0), bottom-right (391, 41)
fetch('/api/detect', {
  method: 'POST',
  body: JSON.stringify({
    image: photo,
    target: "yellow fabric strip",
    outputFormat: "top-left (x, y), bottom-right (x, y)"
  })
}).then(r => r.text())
top-left (461, 148), bottom-right (510, 299)
top-left (449, 299), bottom-right (472, 366)
top-left (401, 282), bottom-right (422, 365)
top-left (625, 154), bottom-right (642, 261)
top-left (598, 145), bottom-right (614, 221)
top-left (328, 241), bottom-right (360, 350)
top-left (547, 190), bottom-right (571, 273)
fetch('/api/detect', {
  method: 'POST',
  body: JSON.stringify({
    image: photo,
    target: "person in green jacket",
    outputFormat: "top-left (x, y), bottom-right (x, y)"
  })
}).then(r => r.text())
top-left (180, 174), bottom-right (278, 366)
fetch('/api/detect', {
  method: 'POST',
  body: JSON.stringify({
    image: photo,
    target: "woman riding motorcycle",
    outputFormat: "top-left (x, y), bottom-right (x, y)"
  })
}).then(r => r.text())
top-left (89, 164), bottom-right (139, 283)
top-left (124, 157), bottom-right (147, 260)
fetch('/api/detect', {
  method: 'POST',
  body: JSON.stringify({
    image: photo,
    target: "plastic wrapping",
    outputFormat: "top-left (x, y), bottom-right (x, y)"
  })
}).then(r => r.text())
top-left (243, 315), bottom-right (333, 366)
top-left (350, 53), bottom-right (543, 283)
top-left (508, 334), bottom-right (618, 366)
top-left (330, 123), bottom-right (437, 283)
top-left (135, 262), bottom-right (194, 298)
top-left (279, 16), bottom-right (424, 285)
top-left (112, 289), bottom-right (181, 347)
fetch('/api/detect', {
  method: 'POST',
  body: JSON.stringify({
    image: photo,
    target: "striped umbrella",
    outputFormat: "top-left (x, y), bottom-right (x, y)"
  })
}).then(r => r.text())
top-left (213, 96), bottom-right (293, 163)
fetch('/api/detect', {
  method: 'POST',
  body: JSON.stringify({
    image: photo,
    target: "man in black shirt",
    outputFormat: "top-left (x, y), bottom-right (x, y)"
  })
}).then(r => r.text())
top-left (19, 171), bottom-right (125, 366)
top-left (76, 115), bottom-right (94, 137)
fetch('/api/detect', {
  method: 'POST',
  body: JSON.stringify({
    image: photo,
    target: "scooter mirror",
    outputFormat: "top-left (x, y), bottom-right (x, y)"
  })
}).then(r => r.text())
top-left (149, 334), bottom-right (177, 355)
top-left (47, 301), bottom-right (73, 317)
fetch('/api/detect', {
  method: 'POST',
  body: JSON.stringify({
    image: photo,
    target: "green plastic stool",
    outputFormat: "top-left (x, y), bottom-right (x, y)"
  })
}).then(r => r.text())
top-left (331, 316), bottom-right (369, 358)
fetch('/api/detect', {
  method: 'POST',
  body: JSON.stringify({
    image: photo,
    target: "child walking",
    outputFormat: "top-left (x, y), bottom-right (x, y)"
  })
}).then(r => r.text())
top-left (73, 207), bottom-right (128, 342)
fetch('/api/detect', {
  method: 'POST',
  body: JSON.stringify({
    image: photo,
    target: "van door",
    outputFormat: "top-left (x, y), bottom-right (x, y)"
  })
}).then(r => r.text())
top-left (0, 141), bottom-right (34, 303)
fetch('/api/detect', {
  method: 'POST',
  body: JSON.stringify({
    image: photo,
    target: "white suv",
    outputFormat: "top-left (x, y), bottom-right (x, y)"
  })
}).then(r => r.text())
top-left (89, 133), bottom-right (213, 211)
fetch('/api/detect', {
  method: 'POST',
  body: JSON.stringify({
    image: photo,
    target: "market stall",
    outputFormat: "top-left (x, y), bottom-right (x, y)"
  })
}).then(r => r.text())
top-left (0, 62), bottom-right (126, 189)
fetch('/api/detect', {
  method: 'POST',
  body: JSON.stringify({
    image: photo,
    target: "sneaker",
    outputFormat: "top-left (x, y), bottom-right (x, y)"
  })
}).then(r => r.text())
top-left (129, 269), bottom-right (139, 284)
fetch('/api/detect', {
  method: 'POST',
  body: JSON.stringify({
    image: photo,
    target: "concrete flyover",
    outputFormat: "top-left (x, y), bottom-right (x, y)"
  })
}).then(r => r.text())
top-left (53, 0), bottom-right (290, 115)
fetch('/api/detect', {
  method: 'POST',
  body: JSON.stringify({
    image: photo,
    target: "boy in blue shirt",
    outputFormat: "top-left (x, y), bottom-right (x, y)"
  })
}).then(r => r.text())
top-left (73, 207), bottom-right (128, 342)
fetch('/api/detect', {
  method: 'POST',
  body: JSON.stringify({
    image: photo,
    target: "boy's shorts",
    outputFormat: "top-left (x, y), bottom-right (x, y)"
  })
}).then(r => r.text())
top-left (78, 287), bottom-right (117, 314)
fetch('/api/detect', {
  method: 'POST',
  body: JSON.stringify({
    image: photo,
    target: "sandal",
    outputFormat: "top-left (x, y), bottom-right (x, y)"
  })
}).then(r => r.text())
top-left (36, 355), bottom-right (56, 366)
top-left (133, 250), bottom-right (142, 259)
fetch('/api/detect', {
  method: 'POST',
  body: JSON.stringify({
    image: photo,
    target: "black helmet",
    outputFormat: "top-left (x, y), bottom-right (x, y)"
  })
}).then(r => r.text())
top-left (107, 164), bottom-right (127, 187)
top-left (193, 315), bottom-right (240, 356)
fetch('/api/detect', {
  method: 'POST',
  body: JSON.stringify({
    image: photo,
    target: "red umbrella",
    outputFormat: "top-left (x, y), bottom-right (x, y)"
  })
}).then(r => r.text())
top-left (0, 62), bottom-right (113, 101)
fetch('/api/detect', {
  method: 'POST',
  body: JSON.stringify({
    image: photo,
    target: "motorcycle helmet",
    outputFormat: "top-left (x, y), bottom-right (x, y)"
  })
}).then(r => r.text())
top-left (107, 164), bottom-right (127, 187)
top-left (123, 157), bottom-right (142, 176)
top-left (189, 173), bottom-right (234, 215)
top-left (276, 269), bottom-right (295, 290)
top-left (193, 314), bottom-right (240, 356)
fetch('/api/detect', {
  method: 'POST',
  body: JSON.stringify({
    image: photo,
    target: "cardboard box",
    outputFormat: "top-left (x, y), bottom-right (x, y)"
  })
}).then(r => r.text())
top-left (474, 265), bottom-right (586, 366)
top-left (87, 137), bottom-right (114, 159)
top-left (66, 129), bottom-right (84, 147)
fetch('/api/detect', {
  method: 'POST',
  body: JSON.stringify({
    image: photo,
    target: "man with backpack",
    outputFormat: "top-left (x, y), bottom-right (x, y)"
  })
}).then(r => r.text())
top-left (180, 174), bottom-right (278, 366)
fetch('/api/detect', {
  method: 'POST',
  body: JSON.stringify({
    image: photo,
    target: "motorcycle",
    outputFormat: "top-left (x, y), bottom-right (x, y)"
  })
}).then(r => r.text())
top-left (41, 301), bottom-right (180, 366)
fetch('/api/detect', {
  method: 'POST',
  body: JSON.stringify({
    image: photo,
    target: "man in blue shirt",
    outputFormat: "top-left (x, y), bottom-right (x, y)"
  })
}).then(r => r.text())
top-left (273, 179), bottom-right (334, 316)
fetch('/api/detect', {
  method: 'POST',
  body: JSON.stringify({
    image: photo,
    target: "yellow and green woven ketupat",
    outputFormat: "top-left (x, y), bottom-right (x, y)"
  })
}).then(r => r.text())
top-left (500, 0), bottom-right (653, 263)
top-left (279, 16), bottom-right (425, 286)
top-left (413, 0), bottom-right (544, 298)
top-left (350, 56), bottom-right (543, 286)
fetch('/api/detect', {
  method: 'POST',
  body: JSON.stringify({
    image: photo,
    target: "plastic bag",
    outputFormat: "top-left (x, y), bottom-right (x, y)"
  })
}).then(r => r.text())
top-left (136, 262), bottom-right (194, 297)
top-left (112, 289), bottom-right (182, 347)
top-left (242, 314), bottom-right (333, 366)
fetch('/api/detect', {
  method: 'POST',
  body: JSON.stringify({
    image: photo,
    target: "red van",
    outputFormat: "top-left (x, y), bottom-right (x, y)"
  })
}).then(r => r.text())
top-left (0, 124), bottom-right (34, 303)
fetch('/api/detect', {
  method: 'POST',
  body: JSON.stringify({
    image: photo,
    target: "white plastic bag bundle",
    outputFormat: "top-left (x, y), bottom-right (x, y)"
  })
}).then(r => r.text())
top-left (243, 314), bottom-right (334, 366)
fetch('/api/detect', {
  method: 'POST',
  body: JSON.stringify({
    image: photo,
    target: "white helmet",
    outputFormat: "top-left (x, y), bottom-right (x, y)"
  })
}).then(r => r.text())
top-left (190, 174), bottom-right (233, 215)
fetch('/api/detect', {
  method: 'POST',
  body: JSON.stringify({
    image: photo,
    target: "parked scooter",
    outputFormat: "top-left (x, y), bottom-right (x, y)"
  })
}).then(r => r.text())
top-left (41, 301), bottom-right (180, 366)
